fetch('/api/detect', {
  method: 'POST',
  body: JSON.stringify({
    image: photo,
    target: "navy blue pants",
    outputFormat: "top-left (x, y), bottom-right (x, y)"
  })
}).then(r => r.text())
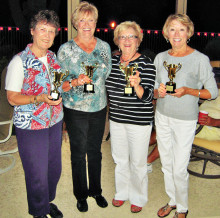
top-left (15, 120), bottom-right (63, 216)
top-left (64, 107), bottom-right (106, 200)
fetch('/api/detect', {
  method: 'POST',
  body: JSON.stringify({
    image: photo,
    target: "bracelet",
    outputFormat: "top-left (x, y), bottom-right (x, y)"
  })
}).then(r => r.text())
top-left (198, 90), bottom-right (200, 98)
top-left (69, 79), bottom-right (73, 88)
top-left (34, 96), bottom-right (37, 104)
top-left (34, 96), bottom-right (40, 106)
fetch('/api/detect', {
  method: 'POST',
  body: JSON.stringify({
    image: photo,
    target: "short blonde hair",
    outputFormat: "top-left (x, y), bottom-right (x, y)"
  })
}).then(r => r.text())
top-left (113, 21), bottom-right (143, 47)
top-left (71, 1), bottom-right (98, 29)
top-left (162, 14), bottom-right (194, 40)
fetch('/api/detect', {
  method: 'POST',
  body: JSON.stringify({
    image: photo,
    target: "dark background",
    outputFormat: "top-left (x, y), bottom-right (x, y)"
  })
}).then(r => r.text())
top-left (0, 0), bottom-right (219, 32)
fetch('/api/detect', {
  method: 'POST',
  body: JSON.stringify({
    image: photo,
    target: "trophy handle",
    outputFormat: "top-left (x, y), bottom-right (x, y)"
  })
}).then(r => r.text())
top-left (176, 63), bottom-right (182, 73)
top-left (93, 63), bottom-right (99, 72)
top-left (163, 61), bottom-right (169, 72)
top-left (133, 63), bottom-right (138, 74)
top-left (81, 62), bottom-right (85, 69)
top-left (62, 70), bottom-right (69, 81)
top-left (119, 64), bottom-right (123, 71)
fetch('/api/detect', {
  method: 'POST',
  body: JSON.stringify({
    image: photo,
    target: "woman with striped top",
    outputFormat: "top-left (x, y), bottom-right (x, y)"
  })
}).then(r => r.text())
top-left (105, 21), bottom-right (156, 213)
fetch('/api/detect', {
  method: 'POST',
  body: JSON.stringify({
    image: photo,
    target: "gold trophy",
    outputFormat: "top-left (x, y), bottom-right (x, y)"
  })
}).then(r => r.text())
top-left (82, 62), bottom-right (98, 93)
top-left (50, 70), bottom-right (69, 100)
top-left (119, 63), bottom-right (138, 96)
top-left (163, 61), bottom-right (182, 94)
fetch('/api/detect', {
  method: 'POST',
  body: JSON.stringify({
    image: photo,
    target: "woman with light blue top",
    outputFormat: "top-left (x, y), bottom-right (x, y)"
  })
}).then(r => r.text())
top-left (154, 14), bottom-right (218, 218)
top-left (57, 1), bottom-right (111, 213)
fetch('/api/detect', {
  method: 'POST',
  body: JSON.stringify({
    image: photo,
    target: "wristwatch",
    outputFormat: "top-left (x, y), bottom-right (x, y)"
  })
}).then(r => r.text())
top-left (69, 79), bottom-right (73, 88)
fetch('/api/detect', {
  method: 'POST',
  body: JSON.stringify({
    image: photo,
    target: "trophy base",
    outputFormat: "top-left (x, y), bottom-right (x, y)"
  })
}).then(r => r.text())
top-left (166, 82), bottom-right (176, 94)
top-left (124, 87), bottom-right (134, 96)
top-left (84, 84), bottom-right (95, 93)
top-left (50, 91), bottom-right (60, 101)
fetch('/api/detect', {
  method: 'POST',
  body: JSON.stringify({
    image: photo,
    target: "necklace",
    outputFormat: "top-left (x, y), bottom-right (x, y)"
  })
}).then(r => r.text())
top-left (121, 52), bottom-right (137, 63)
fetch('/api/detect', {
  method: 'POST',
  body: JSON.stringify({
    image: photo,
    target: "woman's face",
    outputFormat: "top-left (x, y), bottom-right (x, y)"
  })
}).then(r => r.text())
top-left (31, 21), bottom-right (56, 52)
top-left (118, 27), bottom-right (138, 55)
top-left (167, 19), bottom-right (188, 50)
top-left (76, 12), bottom-right (96, 38)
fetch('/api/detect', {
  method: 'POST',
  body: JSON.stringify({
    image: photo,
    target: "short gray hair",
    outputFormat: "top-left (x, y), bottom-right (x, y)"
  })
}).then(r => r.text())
top-left (29, 10), bottom-right (60, 35)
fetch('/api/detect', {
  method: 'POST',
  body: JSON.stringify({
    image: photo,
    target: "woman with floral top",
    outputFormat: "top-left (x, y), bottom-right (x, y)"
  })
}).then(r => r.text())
top-left (57, 1), bottom-right (111, 213)
top-left (6, 10), bottom-right (63, 218)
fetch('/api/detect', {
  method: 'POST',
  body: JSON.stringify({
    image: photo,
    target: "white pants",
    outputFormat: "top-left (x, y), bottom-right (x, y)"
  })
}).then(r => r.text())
top-left (155, 111), bottom-right (197, 213)
top-left (110, 120), bottom-right (152, 207)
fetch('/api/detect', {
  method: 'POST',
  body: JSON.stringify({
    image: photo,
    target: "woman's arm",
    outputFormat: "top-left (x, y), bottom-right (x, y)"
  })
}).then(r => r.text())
top-left (7, 91), bottom-right (62, 106)
top-left (171, 87), bottom-right (212, 99)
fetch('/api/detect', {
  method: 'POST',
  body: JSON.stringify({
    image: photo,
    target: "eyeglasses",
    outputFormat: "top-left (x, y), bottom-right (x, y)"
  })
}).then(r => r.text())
top-left (118, 35), bottom-right (138, 40)
top-left (37, 27), bottom-right (56, 35)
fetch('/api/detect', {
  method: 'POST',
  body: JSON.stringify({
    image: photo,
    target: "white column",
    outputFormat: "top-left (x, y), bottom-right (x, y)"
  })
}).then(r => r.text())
top-left (67, 0), bottom-right (80, 40)
top-left (176, 0), bottom-right (187, 14)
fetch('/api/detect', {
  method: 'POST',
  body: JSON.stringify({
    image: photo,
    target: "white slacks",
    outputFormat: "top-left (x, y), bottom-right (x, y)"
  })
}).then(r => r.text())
top-left (110, 120), bottom-right (152, 207)
top-left (155, 111), bottom-right (197, 213)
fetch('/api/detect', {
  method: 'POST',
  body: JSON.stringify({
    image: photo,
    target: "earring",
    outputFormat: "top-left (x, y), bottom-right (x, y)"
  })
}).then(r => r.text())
top-left (118, 47), bottom-right (120, 52)
top-left (166, 39), bottom-right (169, 43)
top-left (136, 47), bottom-right (139, 51)
top-left (187, 38), bottom-right (190, 43)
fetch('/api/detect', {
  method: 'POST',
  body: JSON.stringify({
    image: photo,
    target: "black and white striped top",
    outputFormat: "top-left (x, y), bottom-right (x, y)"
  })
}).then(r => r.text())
top-left (106, 55), bottom-right (156, 125)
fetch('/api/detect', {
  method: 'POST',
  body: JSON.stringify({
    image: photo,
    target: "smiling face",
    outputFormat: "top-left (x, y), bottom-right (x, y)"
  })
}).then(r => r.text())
top-left (31, 21), bottom-right (56, 55)
top-left (167, 19), bottom-right (189, 50)
top-left (76, 12), bottom-right (96, 39)
top-left (118, 27), bottom-right (138, 56)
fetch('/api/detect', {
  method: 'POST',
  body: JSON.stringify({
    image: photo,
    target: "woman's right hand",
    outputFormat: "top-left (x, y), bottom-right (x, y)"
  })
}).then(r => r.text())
top-left (158, 83), bottom-right (167, 98)
top-left (62, 74), bottom-right (91, 92)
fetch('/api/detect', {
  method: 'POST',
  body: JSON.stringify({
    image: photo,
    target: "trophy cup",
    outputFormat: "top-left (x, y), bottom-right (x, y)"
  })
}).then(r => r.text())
top-left (81, 62), bottom-right (98, 93)
top-left (163, 61), bottom-right (182, 94)
top-left (50, 70), bottom-right (69, 100)
top-left (119, 63), bottom-right (138, 96)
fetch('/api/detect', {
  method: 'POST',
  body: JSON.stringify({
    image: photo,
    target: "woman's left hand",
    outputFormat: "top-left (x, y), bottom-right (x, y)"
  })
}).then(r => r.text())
top-left (77, 74), bottom-right (91, 86)
top-left (129, 71), bottom-right (141, 88)
top-left (171, 87), bottom-right (188, 98)
top-left (40, 94), bottom-right (62, 105)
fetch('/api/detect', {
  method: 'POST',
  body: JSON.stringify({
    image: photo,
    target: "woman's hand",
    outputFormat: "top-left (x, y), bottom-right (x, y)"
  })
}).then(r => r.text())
top-left (40, 94), bottom-right (62, 106)
top-left (158, 83), bottom-right (167, 98)
top-left (129, 71), bottom-right (141, 88)
top-left (62, 74), bottom-right (91, 92)
top-left (171, 87), bottom-right (188, 98)
top-left (77, 74), bottom-right (91, 86)
top-left (129, 71), bottom-right (144, 99)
